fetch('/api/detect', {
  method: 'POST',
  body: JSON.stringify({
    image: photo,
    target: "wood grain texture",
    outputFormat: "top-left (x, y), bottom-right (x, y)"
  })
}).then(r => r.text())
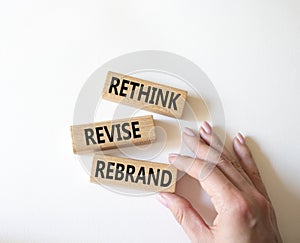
top-left (102, 71), bottom-right (187, 118)
top-left (71, 115), bottom-right (155, 154)
top-left (90, 155), bottom-right (177, 192)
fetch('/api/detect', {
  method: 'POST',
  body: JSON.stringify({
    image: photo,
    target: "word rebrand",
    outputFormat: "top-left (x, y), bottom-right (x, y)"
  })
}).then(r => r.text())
top-left (90, 155), bottom-right (177, 192)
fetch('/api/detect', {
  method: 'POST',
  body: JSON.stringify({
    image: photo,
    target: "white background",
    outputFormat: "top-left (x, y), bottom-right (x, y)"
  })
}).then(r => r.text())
top-left (0, 0), bottom-right (299, 242)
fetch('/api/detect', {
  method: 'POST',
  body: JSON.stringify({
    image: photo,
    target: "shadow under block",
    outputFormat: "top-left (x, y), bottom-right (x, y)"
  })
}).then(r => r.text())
top-left (90, 155), bottom-right (177, 192)
top-left (71, 115), bottom-right (156, 154)
top-left (102, 71), bottom-right (188, 118)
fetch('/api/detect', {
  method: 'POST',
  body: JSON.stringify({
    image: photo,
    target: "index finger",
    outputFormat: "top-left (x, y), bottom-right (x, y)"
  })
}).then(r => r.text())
top-left (169, 154), bottom-right (238, 213)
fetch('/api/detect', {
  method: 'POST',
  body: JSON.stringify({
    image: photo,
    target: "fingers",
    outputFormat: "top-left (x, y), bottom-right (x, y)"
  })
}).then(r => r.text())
top-left (157, 193), bottom-right (211, 242)
top-left (169, 154), bottom-right (237, 213)
top-left (182, 127), bottom-right (251, 191)
top-left (199, 121), bottom-right (234, 162)
top-left (199, 122), bottom-right (253, 185)
top-left (182, 127), bottom-right (224, 164)
top-left (233, 133), bottom-right (270, 200)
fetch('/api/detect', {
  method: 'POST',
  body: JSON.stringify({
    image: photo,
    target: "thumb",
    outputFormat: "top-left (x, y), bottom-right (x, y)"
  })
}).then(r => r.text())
top-left (157, 192), bottom-right (211, 242)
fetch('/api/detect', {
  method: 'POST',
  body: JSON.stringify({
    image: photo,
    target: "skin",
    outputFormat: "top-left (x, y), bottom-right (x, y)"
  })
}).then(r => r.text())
top-left (157, 121), bottom-right (282, 243)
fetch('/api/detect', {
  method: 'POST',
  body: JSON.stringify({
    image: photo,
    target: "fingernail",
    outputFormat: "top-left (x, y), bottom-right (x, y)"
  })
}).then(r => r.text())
top-left (202, 121), bottom-right (212, 134)
top-left (199, 127), bottom-right (205, 135)
top-left (169, 153), bottom-right (179, 157)
top-left (183, 127), bottom-right (196, 137)
top-left (236, 133), bottom-right (245, 144)
top-left (156, 194), bottom-right (168, 207)
top-left (169, 153), bottom-right (179, 163)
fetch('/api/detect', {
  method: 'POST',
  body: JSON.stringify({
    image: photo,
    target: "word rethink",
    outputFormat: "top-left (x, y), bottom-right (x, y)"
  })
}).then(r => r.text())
top-left (90, 155), bottom-right (177, 192)
top-left (71, 115), bottom-right (156, 154)
top-left (102, 71), bottom-right (187, 118)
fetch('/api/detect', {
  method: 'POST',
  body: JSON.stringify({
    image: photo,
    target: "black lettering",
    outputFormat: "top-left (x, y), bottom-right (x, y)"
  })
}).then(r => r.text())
top-left (125, 165), bottom-right (135, 182)
top-left (135, 167), bottom-right (146, 184)
top-left (131, 121), bottom-right (141, 138)
top-left (119, 79), bottom-right (130, 97)
top-left (160, 170), bottom-right (172, 187)
top-left (115, 163), bottom-right (125, 180)
top-left (155, 89), bottom-right (169, 107)
top-left (137, 84), bottom-right (151, 102)
top-left (108, 77), bottom-right (120, 94)
top-left (147, 168), bottom-right (160, 186)
top-left (168, 92), bottom-right (181, 111)
top-left (149, 87), bottom-right (157, 104)
top-left (95, 127), bottom-right (105, 144)
top-left (121, 122), bottom-right (131, 140)
top-left (95, 160), bottom-right (105, 178)
top-left (84, 128), bottom-right (96, 145)
top-left (106, 162), bottom-right (115, 179)
top-left (115, 124), bottom-right (122, 141)
top-left (104, 125), bottom-right (114, 142)
top-left (129, 81), bottom-right (140, 99)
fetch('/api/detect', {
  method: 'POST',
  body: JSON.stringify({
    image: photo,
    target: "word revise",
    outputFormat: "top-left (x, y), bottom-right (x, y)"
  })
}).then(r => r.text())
top-left (90, 155), bottom-right (177, 192)
top-left (102, 71), bottom-right (187, 118)
top-left (71, 115), bottom-right (155, 153)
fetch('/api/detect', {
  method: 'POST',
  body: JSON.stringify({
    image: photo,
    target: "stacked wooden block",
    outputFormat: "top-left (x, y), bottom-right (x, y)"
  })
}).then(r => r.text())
top-left (71, 71), bottom-right (188, 192)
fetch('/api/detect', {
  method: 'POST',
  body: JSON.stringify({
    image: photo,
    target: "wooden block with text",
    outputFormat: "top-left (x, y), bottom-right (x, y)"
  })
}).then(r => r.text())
top-left (71, 115), bottom-right (155, 154)
top-left (90, 155), bottom-right (177, 192)
top-left (102, 71), bottom-right (188, 118)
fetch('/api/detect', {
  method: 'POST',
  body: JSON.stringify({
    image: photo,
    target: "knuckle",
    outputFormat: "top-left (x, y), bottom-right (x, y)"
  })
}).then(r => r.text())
top-left (217, 157), bottom-right (229, 168)
top-left (230, 193), bottom-right (257, 226)
top-left (173, 200), bottom-right (192, 226)
top-left (236, 197), bottom-right (252, 216)
top-left (251, 170), bottom-right (262, 181)
top-left (230, 192), bottom-right (273, 228)
top-left (195, 141), bottom-right (207, 158)
top-left (185, 158), bottom-right (202, 179)
top-left (256, 193), bottom-right (271, 211)
top-left (240, 148), bottom-right (253, 161)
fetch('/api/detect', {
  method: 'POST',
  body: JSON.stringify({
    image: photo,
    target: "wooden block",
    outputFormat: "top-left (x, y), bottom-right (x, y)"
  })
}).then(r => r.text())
top-left (71, 115), bottom-right (155, 154)
top-left (102, 71), bottom-right (188, 118)
top-left (90, 155), bottom-right (177, 192)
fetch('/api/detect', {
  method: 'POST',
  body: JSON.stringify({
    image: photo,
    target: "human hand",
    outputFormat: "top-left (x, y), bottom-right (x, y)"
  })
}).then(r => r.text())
top-left (157, 122), bottom-right (282, 243)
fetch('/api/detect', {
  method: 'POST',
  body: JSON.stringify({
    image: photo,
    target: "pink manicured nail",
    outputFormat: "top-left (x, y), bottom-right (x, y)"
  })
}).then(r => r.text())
top-left (156, 194), bottom-right (168, 207)
top-left (202, 121), bottom-right (212, 134)
top-left (169, 153), bottom-right (179, 163)
top-left (236, 133), bottom-right (245, 144)
top-left (199, 127), bottom-right (205, 136)
top-left (183, 127), bottom-right (196, 137)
